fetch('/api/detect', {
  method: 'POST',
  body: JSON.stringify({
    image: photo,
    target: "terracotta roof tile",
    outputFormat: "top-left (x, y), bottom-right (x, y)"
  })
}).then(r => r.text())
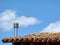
top-left (2, 32), bottom-right (60, 43)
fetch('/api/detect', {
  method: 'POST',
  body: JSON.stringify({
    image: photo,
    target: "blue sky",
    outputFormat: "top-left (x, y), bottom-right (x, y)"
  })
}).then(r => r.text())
top-left (0, 0), bottom-right (60, 45)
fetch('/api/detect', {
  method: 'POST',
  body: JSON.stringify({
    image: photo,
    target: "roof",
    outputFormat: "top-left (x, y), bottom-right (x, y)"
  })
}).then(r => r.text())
top-left (2, 32), bottom-right (60, 43)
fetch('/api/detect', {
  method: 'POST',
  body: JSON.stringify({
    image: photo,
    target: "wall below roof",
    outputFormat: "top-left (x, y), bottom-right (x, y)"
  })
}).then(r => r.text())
top-left (12, 42), bottom-right (60, 45)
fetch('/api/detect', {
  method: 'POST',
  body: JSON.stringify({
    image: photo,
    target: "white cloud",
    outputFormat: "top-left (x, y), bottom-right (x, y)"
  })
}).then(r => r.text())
top-left (0, 10), bottom-right (40, 31)
top-left (41, 21), bottom-right (60, 32)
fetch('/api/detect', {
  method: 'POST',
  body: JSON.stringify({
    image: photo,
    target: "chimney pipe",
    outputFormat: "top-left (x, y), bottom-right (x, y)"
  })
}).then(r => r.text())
top-left (13, 23), bottom-right (19, 37)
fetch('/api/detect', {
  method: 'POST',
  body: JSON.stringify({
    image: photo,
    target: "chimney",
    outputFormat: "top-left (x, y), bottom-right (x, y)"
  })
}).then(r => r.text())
top-left (13, 23), bottom-right (19, 37)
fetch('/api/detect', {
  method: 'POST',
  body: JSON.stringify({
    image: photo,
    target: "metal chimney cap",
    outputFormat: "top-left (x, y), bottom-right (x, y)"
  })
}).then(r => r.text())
top-left (14, 23), bottom-right (19, 28)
